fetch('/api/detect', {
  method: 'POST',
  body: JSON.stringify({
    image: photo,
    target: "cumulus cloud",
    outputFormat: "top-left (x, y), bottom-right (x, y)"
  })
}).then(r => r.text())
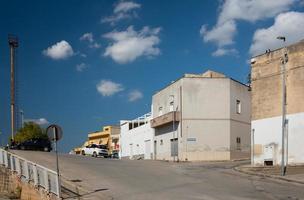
top-left (96, 80), bottom-right (124, 96)
top-left (250, 12), bottom-right (304, 56)
top-left (25, 118), bottom-right (49, 126)
top-left (43, 40), bottom-right (74, 60)
top-left (80, 33), bottom-right (101, 49)
top-left (76, 63), bottom-right (89, 72)
top-left (200, 0), bottom-right (295, 56)
top-left (128, 90), bottom-right (143, 102)
top-left (103, 26), bottom-right (161, 64)
top-left (101, 1), bottom-right (141, 25)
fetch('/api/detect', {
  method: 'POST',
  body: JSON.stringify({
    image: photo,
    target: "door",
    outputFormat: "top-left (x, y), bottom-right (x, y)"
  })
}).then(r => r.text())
top-left (170, 138), bottom-right (178, 157)
top-left (144, 140), bottom-right (151, 159)
top-left (129, 144), bottom-right (133, 158)
top-left (154, 141), bottom-right (157, 160)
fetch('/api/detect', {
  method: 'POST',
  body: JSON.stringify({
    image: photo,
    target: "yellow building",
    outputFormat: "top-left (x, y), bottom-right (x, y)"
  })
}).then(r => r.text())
top-left (73, 125), bottom-right (120, 154)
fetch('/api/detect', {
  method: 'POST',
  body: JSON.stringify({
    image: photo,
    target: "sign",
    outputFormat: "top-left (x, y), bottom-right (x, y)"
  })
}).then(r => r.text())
top-left (187, 138), bottom-right (197, 142)
top-left (46, 124), bottom-right (63, 141)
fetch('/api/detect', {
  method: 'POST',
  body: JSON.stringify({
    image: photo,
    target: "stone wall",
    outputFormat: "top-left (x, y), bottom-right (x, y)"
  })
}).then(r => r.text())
top-left (251, 40), bottom-right (304, 120)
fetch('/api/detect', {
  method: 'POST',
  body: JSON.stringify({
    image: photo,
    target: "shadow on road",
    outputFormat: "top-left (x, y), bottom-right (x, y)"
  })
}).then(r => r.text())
top-left (62, 186), bottom-right (109, 200)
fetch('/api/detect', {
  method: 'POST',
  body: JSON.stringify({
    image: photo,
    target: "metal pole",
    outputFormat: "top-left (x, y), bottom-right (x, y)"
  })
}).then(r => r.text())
top-left (281, 47), bottom-right (287, 176)
top-left (10, 46), bottom-right (15, 140)
top-left (53, 127), bottom-right (61, 198)
top-left (251, 129), bottom-right (255, 166)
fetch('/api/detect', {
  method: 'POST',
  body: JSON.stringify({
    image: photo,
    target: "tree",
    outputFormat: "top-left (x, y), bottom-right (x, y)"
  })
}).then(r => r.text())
top-left (13, 122), bottom-right (48, 143)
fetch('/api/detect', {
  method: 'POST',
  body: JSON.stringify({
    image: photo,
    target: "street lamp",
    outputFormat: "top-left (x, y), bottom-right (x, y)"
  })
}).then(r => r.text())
top-left (277, 36), bottom-right (288, 176)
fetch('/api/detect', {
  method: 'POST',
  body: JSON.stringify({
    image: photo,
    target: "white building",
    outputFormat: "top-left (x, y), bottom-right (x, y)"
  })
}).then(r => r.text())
top-left (120, 113), bottom-right (154, 160)
top-left (151, 70), bottom-right (251, 161)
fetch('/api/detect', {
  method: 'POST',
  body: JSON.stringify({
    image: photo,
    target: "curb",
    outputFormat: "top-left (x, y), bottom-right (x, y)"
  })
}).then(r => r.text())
top-left (234, 166), bottom-right (304, 185)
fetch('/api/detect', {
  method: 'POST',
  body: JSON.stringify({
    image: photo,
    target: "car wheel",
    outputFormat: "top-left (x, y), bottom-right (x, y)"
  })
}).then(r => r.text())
top-left (20, 146), bottom-right (25, 150)
top-left (93, 152), bottom-right (97, 157)
top-left (81, 150), bottom-right (85, 155)
top-left (43, 147), bottom-right (49, 152)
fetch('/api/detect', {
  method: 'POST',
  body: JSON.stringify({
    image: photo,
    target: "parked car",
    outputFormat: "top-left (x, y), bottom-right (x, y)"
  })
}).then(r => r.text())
top-left (14, 138), bottom-right (52, 152)
top-left (81, 144), bottom-right (109, 157)
top-left (110, 150), bottom-right (119, 159)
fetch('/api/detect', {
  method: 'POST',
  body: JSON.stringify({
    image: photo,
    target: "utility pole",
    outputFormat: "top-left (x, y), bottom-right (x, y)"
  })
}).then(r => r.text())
top-left (170, 95), bottom-right (176, 162)
top-left (277, 36), bottom-right (288, 176)
top-left (8, 35), bottom-right (18, 140)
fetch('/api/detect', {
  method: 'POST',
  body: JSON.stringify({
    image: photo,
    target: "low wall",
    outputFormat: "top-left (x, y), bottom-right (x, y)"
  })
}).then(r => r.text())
top-left (0, 166), bottom-right (57, 200)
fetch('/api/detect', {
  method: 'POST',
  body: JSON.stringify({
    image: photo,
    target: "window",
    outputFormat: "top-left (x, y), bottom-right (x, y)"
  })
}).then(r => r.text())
top-left (236, 100), bottom-right (241, 114)
top-left (169, 101), bottom-right (174, 112)
top-left (158, 107), bottom-right (163, 116)
top-left (236, 137), bottom-right (241, 150)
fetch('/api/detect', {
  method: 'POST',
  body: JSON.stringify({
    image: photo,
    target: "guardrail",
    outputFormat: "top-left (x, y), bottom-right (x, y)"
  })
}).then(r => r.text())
top-left (0, 148), bottom-right (60, 198)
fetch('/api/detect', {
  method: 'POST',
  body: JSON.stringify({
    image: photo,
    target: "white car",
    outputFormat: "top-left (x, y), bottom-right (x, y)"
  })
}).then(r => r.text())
top-left (81, 144), bottom-right (109, 157)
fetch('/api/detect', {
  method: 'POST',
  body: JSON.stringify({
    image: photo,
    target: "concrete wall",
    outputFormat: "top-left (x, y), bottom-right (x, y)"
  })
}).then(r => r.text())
top-left (180, 78), bottom-right (231, 161)
top-left (252, 112), bottom-right (304, 165)
top-left (229, 80), bottom-right (251, 160)
top-left (120, 120), bottom-right (154, 159)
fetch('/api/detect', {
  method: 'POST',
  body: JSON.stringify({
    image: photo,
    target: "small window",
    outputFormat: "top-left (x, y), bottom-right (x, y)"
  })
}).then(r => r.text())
top-left (236, 100), bottom-right (241, 114)
top-left (159, 107), bottom-right (163, 116)
top-left (169, 101), bottom-right (174, 112)
top-left (236, 137), bottom-right (241, 150)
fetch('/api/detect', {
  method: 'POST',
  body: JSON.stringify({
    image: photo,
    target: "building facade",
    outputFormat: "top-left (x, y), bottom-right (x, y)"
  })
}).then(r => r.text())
top-left (120, 113), bottom-right (154, 159)
top-left (73, 125), bottom-right (120, 154)
top-left (151, 70), bottom-right (251, 161)
top-left (251, 40), bottom-right (304, 166)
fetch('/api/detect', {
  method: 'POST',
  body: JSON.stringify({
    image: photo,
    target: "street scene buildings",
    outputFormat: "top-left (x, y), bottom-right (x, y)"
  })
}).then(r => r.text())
top-left (251, 40), bottom-right (304, 166)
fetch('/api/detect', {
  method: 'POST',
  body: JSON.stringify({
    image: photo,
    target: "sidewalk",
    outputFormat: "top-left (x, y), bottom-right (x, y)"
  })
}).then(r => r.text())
top-left (235, 164), bottom-right (304, 185)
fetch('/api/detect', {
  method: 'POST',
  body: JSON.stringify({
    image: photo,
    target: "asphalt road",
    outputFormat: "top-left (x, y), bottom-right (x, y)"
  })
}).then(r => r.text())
top-left (11, 150), bottom-right (304, 200)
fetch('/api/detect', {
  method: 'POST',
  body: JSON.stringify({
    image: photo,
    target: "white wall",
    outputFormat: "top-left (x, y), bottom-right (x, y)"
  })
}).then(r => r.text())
top-left (252, 112), bottom-right (304, 165)
top-left (120, 121), bottom-right (154, 159)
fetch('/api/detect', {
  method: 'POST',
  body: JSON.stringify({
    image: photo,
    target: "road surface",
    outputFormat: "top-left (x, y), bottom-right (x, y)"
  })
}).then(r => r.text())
top-left (11, 150), bottom-right (304, 200)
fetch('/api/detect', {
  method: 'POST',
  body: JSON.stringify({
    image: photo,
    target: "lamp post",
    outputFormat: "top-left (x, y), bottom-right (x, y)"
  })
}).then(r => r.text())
top-left (277, 36), bottom-right (288, 176)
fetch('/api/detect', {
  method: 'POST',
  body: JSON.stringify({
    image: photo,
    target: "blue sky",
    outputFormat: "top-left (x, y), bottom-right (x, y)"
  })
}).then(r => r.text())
top-left (0, 0), bottom-right (303, 152)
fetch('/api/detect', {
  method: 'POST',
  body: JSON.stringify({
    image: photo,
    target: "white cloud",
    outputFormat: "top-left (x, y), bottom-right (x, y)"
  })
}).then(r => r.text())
top-left (76, 63), bottom-right (89, 72)
top-left (80, 33), bottom-right (101, 49)
top-left (200, 20), bottom-right (236, 47)
top-left (250, 11), bottom-right (304, 56)
top-left (43, 40), bottom-right (74, 60)
top-left (101, 1), bottom-right (141, 25)
top-left (103, 26), bottom-right (161, 64)
top-left (114, 1), bottom-right (141, 13)
top-left (80, 33), bottom-right (94, 43)
top-left (128, 90), bottom-right (143, 102)
top-left (25, 118), bottom-right (49, 126)
top-left (200, 0), bottom-right (295, 56)
top-left (96, 80), bottom-right (124, 96)
top-left (212, 48), bottom-right (238, 57)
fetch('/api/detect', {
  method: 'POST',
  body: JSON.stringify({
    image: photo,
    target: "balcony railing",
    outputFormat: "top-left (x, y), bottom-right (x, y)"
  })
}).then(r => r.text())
top-left (150, 111), bottom-right (180, 128)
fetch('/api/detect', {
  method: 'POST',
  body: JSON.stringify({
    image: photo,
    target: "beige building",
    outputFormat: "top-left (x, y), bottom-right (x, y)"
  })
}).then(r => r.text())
top-left (251, 40), bottom-right (304, 166)
top-left (73, 125), bottom-right (120, 154)
top-left (151, 70), bottom-right (251, 161)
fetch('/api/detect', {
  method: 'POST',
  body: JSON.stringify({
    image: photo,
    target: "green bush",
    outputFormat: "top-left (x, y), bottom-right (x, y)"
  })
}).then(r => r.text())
top-left (13, 122), bottom-right (48, 143)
